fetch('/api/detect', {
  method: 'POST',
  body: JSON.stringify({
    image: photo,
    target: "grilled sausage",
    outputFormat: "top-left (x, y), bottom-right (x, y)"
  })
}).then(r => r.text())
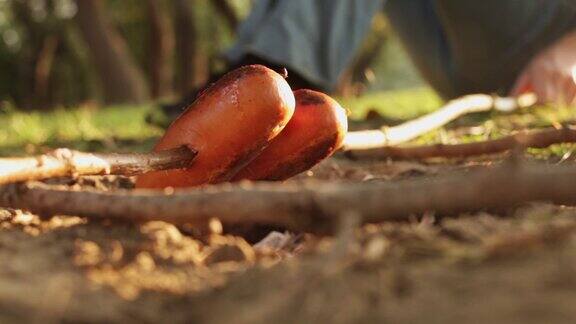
top-left (233, 89), bottom-right (347, 181)
top-left (136, 65), bottom-right (296, 188)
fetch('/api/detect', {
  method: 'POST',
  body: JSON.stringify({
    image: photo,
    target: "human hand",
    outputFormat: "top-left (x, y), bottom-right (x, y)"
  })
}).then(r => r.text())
top-left (511, 31), bottom-right (576, 105)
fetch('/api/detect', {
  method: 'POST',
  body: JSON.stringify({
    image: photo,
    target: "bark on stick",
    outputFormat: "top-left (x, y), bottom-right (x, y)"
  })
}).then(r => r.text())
top-left (1, 161), bottom-right (575, 233)
top-left (0, 146), bottom-right (196, 185)
top-left (347, 127), bottom-right (576, 160)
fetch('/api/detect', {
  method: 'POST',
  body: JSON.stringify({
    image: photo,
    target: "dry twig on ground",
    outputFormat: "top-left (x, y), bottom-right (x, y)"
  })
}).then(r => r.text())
top-left (343, 93), bottom-right (536, 150)
top-left (0, 146), bottom-right (196, 185)
top-left (1, 160), bottom-right (575, 233)
top-left (347, 127), bottom-right (576, 160)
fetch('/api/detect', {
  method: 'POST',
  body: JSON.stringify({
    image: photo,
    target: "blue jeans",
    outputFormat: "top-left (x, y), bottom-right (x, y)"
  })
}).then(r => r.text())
top-left (227, 0), bottom-right (576, 98)
top-left (386, 0), bottom-right (576, 98)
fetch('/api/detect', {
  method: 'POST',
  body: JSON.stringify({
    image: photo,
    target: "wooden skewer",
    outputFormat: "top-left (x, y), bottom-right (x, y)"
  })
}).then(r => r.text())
top-left (0, 146), bottom-right (197, 185)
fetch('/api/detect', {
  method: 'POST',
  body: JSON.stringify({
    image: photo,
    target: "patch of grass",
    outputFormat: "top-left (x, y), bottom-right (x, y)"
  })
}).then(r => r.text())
top-left (1, 89), bottom-right (442, 156)
top-left (340, 87), bottom-right (442, 120)
top-left (1, 88), bottom-right (576, 158)
top-left (0, 104), bottom-right (162, 156)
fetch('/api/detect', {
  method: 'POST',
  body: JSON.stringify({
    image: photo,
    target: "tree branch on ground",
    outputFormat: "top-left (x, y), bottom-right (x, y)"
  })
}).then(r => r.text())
top-left (343, 93), bottom-right (537, 150)
top-left (1, 161), bottom-right (576, 234)
top-left (0, 146), bottom-right (196, 185)
top-left (346, 127), bottom-right (576, 160)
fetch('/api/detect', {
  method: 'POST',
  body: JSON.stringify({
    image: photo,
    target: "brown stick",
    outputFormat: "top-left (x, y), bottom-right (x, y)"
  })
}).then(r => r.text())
top-left (347, 127), bottom-right (576, 160)
top-left (1, 161), bottom-right (575, 233)
top-left (0, 146), bottom-right (196, 185)
top-left (343, 93), bottom-right (536, 150)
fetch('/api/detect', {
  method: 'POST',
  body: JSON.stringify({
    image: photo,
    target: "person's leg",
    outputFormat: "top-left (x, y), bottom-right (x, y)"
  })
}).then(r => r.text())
top-left (155, 0), bottom-right (382, 125)
top-left (385, 0), bottom-right (576, 99)
top-left (225, 0), bottom-right (384, 92)
top-left (384, 0), bottom-right (456, 98)
top-left (435, 0), bottom-right (576, 97)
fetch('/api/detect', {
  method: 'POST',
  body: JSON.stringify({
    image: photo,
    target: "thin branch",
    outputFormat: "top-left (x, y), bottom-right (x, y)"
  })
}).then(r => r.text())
top-left (343, 93), bottom-right (536, 150)
top-left (347, 127), bottom-right (576, 160)
top-left (0, 146), bottom-right (196, 185)
top-left (1, 161), bottom-right (576, 233)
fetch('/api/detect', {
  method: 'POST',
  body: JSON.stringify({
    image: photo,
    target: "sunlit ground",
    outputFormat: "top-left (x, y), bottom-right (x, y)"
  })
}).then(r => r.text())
top-left (0, 87), bottom-right (438, 156)
top-left (1, 87), bottom-right (576, 158)
top-left (0, 104), bottom-right (161, 156)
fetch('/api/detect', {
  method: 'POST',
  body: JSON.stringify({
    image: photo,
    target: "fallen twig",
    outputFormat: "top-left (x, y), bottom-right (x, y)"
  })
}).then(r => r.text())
top-left (343, 93), bottom-right (536, 150)
top-left (1, 161), bottom-right (575, 233)
top-left (347, 127), bottom-right (576, 160)
top-left (0, 146), bottom-right (197, 185)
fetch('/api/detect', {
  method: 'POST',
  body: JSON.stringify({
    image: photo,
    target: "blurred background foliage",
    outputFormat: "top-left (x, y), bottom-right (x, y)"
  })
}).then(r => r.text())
top-left (0, 0), bottom-right (423, 111)
top-left (1, 1), bottom-right (571, 161)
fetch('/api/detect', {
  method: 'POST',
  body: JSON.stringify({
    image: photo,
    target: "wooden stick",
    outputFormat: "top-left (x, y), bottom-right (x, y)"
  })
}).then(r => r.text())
top-left (1, 161), bottom-right (575, 233)
top-left (347, 127), bottom-right (576, 160)
top-left (0, 146), bottom-right (197, 185)
top-left (343, 93), bottom-right (536, 150)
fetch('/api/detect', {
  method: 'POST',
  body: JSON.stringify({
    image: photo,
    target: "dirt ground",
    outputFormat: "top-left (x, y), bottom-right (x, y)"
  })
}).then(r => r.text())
top-left (1, 156), bottom-right (576, 323)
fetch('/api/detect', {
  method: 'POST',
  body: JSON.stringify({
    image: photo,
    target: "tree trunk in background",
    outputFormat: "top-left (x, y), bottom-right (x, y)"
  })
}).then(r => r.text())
top-left (211, 0), bottom-right (240, 33)
top-left (11, 0), bottom-right (95, 109)
top-left (33, 35), bottom-right (60, 106)
top-left (75, 0), bottom-right (149, 104)
top-left (147, 0), bottom-right (175, 99)
top-left (173, 0), bottom-right (208, 94)
top-left (11, 0), bottom-right (43, 109)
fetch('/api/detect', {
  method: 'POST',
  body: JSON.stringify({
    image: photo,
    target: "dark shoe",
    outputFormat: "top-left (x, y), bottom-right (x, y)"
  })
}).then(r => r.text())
top-left (147, 54), bottom-right (323, 128)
